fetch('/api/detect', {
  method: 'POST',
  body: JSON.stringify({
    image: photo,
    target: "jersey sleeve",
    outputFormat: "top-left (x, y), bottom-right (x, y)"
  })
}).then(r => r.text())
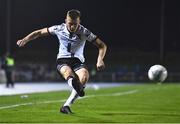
top-left (84, 28), bottom-right (97, 42)
top-left (48, 25), bottom-right (60, 35)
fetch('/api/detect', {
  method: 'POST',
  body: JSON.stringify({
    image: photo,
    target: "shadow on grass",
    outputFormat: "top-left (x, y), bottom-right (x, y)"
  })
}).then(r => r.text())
top-left (101, 112), bottom-right (180, 117)
top-left (69, 113), bottom-right (116, 123)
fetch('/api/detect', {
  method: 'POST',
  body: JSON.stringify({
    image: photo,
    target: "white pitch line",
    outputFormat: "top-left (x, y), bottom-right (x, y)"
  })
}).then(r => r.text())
top-left (0, 90), bottom-right (138, 110)
top-left (80, 89), bottom-right (138, 99)
top-left (0, 102), bottom-right (33, 109)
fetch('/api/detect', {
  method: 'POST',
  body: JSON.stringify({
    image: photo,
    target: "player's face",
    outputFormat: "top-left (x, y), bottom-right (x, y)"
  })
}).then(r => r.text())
top-left (66, 16), bottom-right (80, 33)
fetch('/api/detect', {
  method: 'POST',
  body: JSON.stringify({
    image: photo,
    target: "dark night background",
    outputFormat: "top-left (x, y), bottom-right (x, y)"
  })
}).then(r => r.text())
top-left (0, 0), bottom-right (180, 82)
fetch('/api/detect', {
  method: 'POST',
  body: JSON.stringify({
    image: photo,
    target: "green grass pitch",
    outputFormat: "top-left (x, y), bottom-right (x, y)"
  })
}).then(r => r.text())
top-left (0, 83), bottom-right (180, 123)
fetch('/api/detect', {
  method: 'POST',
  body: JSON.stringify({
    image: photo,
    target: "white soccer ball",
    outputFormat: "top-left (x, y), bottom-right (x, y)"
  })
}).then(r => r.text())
top-left (148, 65), bottom-right (168, 82)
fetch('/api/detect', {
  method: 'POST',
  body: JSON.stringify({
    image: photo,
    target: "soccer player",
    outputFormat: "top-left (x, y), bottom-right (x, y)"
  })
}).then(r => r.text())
top-left (17, 9), bottom-right (107, 114)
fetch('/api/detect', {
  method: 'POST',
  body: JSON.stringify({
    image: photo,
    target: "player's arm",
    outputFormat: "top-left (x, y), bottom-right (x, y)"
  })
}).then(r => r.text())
top-left (17, 28), bottom-right (49, 47)
top-left (92, 38), bottom-right (107, 71)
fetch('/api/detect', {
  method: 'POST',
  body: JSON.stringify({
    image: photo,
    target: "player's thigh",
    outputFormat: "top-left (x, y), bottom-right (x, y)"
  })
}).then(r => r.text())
top-left (59, 65), bottom-right (74, 79)
top-left (75, 68), bottom-right (89, 84)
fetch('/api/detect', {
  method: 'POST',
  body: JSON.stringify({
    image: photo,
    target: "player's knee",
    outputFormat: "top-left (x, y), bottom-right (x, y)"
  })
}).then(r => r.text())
top-left (79, 71), bottom-right (89, 84)
top-left (60, 66), bottom-right (69, 74)
top-left (60, 66), bottom-right (73, 79)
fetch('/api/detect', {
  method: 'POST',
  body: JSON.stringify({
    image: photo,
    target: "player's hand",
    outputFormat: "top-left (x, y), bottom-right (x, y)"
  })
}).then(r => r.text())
top-left (96, 60), bottom-right (105, 71)
top-left (17, 39), bottom-right (27, 47)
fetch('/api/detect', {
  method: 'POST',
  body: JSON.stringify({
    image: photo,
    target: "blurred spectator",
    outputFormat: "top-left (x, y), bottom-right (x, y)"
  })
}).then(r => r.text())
top-left (0, 56), bottom-right (7, 83)
top-left (2, 52), bottom-right (15, 88)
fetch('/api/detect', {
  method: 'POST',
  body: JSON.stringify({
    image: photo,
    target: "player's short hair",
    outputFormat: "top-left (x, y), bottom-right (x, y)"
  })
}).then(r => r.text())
top-left (67, 9), bottom-right (81, 20)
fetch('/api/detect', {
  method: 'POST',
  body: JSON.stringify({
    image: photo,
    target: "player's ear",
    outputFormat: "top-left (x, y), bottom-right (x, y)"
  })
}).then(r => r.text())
top-left (65, 19), bottom-right (67, 23)
top-left (78, 17), bottom-right (81, 23)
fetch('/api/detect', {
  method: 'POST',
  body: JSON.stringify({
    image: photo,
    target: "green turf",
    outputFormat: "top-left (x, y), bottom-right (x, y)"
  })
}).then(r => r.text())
top-left (0, 83), bottom-right (180, 123)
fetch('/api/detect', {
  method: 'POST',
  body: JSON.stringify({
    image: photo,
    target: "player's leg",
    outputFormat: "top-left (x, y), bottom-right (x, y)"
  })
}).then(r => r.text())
top-left (58, 65), bottom-right (74, 86)
top-left (68, 68), bottom-right (89, 103)
top-left (57, 59), bottom-right (84, 114)
top-left (58, 65), bottom-right (84, 96)
top-left (60, 67), bottom-right (87, 105)
top-left (58, 65), bottom-right (77, 114)
top-left (75, 67), bottom-right (89, 86)
top-left (63, 68), bottom-right (89, 107)
top-left (61, 68), bottom-right (89, 114)
top-left (62, 89), bottom-right (78, 108)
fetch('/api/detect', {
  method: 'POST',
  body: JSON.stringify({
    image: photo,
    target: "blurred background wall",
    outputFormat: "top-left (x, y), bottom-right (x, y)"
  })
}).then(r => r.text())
top-left (0, 0), bottom-right (180, 82)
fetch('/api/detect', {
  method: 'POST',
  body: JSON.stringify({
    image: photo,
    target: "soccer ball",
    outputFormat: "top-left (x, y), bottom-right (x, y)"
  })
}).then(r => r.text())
top-left (148, 65), bottom-right (168, 82)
